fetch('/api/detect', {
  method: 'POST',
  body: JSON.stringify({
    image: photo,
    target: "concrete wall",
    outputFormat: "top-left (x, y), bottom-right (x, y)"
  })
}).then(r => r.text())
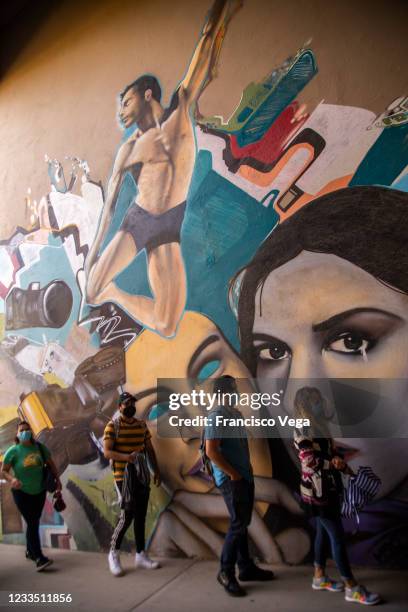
top-left (1, 0), bottom-right (407, 237)
top-left (0, 0), bottom-right (407, 567)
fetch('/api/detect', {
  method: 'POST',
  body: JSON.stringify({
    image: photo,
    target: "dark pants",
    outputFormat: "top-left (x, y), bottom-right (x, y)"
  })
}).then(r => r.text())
top-left (111, 480), bottom-right (150, 553)
top-left (12, 489), bottom-right (46, 560)
top-left (314, 515), bottom-right (353, 580)
top-left (219, 478), bottom-right (254, 576)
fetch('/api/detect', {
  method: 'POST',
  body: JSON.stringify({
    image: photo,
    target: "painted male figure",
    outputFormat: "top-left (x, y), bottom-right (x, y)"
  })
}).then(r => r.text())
top-left (85, 0), bottom-right (241, 337)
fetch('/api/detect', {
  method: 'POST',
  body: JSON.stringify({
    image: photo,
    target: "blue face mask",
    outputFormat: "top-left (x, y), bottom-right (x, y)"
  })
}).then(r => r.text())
top-left (18, 430), bottom-right (32, 442)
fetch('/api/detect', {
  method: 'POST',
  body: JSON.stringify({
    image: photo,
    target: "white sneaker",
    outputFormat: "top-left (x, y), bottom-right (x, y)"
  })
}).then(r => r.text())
top-left (108, 549), bottom-right (124, 576)
top-left (135, 551), bottom-right (160, 569)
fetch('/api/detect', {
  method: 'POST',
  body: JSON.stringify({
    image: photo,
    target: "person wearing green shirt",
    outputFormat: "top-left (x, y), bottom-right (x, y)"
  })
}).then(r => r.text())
top-left (1, 420), bottom-right (61, 571)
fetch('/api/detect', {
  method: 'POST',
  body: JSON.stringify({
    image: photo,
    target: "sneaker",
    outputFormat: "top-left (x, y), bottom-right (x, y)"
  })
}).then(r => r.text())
top-left (26, 550), bottom-right (35, 561)
top-left (135, 551), bottom-right (160, 569)
top-left (239, 564), bottom-right (275, 582)
top-left (108, 549), bottom-right (124, 576)
top-left (345, 585), bottom-right (381, 606)
top-left (36, 556), bottom-right (53, 572)
top-left (217, 570), bottom-right (247, 597)
top-left (312, 575), bottom-right (344, 592)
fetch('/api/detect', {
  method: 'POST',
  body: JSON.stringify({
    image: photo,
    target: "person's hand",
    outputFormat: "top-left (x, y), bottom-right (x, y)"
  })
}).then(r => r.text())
top-left (331, 456), bottom-right (346, 471)
top-left (128, 451), bottom-right (138, 462)
top-left (153, 471), bottom-right (162, 487)
top-left (230, 472), bottom-right (243, 481)
top-left (11, 478), bottom-right (22, 489)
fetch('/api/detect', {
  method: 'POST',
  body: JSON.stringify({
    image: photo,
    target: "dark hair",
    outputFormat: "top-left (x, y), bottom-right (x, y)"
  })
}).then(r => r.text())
top-left (233, 186), bottom-right (408, 373)
top-left (294, 387), bottom-right (322, 415)
top-left (14, 420), bottom-right (32, 444)
top-left (213, 375), bottom-right (237, 395)
top-left (294, 387), bottom-right (331, 438)
top-left (120, 74), bottom-right (162, 103)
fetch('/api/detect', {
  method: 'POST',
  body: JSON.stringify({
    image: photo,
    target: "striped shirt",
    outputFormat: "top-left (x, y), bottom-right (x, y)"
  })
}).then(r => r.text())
top-left (103, 417), bottom-right (151, 482)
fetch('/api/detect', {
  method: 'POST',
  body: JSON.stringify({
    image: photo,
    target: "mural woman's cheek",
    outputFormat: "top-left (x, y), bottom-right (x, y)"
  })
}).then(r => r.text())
top-left (346, 438), bottom-right (408, 499)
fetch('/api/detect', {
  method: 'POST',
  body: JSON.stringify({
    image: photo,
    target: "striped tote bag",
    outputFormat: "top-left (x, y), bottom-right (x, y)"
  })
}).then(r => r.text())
top-left (341, 466), bottom-right (381, 522)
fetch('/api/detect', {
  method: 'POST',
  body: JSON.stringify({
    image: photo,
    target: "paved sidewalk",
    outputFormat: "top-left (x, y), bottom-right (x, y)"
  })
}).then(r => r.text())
top-left (0, 544), bottom-right (407, 612)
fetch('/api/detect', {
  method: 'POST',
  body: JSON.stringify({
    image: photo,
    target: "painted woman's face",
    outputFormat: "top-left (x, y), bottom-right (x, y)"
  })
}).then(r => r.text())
top-left (125, 311), bottom-right (272, 495)
top-left (253, 251), bottom-right (408, 497)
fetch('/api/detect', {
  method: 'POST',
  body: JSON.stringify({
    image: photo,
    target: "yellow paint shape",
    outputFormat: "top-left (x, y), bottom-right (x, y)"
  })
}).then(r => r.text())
top-left (0, 405), bottom-right (18, 428)
top-left (43, 372), bottom-right (68, 388)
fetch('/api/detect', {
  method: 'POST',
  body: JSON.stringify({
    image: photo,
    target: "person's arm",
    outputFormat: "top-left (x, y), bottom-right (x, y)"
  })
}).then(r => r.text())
top-left (145, 439), bottom-right (161, 486)
top-left (103, 437), bottom-right (137, 463)
top-left (85, 138), bottom-right (135, 276)
top-left (45, 457), bottom-right (62, 491)
top-left (181, 0), bottom-right (241, 103)
top-left (205, 439), bottom-right (242, 480)
top-left (0, 462), bottom-right (21, 489)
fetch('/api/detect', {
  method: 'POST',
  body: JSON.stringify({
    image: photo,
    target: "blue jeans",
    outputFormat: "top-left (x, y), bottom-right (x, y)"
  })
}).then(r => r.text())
top-left (219, 478), bottom-right (254, 576)
top-left (314, 515), bottom-right (353, 580)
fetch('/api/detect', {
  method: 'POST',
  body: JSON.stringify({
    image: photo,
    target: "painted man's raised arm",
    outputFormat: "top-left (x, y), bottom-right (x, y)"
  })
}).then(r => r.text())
top-left (181, 0), bottom-right (241, 103)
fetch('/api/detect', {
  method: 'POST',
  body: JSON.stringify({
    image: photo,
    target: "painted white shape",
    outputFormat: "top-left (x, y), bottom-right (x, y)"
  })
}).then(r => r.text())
top-left (196, 103), bottom-right (382, 204)
top-left (14, 341), bottom-right (78, 384)
top-left (14, 344), bottom-right (45, 376)
top-left (195, 128), bottom-right (270, 202)
top-left (39, 341), bottom-right (78, 385)
top-left (17, 243), bottom-right (46, 269)
top-left (48, 180), bottom-right (104, 250)
top-left (61, 233), bottom-right (85, 277)
top-left (292, 103), bottom-right (381, 195)
top-left (0, 247), bottom-right (16, 287)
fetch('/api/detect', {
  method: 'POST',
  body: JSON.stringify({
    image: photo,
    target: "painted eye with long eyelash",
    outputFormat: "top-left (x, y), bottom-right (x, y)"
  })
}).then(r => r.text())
top-left (325, 331), bottom-right (375, 355)
top-left (257, 340), bottom-right (291, 361)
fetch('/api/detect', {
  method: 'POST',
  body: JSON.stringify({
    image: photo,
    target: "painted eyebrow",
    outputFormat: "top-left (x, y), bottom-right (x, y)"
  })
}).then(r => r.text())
top-left (187, 335), bottom-right (220, 378)
top-left (133, 384), bottom-right (174, 401)
top-left (312, 307), bottom-right (403, 333)
top-left (252, 332), bottom-right (286, 343)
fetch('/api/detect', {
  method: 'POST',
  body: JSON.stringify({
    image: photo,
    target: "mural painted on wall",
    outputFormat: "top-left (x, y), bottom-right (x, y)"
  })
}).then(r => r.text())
top-left (1, 0), bottom-right (407, 567)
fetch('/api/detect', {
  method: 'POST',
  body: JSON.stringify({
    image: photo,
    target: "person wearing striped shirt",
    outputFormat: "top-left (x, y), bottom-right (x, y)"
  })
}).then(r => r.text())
top-left (103, 391), bottom-right (161, 575)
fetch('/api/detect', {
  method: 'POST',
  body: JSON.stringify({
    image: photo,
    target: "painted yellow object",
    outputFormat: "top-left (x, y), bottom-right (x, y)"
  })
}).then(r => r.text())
top-left (43, 372), bottom-right (68, 388)
top-left (0, 405), bottom-right (18, 428)
top-left (19, 393), bottom-right (53, 435)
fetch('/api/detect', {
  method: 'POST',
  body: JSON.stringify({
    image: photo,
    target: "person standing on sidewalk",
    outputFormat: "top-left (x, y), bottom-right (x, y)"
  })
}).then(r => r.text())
top-left (294, 387), bottom-right (381, 606)
top-left (1, 420), bottom-right (61, 571)
top-left (103, 392), bottom-right (161, 576)
top-left (205, 375), bottom-right (274, 597)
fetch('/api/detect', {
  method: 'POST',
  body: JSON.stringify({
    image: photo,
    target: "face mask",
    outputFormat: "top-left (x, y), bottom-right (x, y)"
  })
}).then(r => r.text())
top-left (122, 403), bottom-right (136, 418)
top-left (18, 430), bottom-right (32, 442)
